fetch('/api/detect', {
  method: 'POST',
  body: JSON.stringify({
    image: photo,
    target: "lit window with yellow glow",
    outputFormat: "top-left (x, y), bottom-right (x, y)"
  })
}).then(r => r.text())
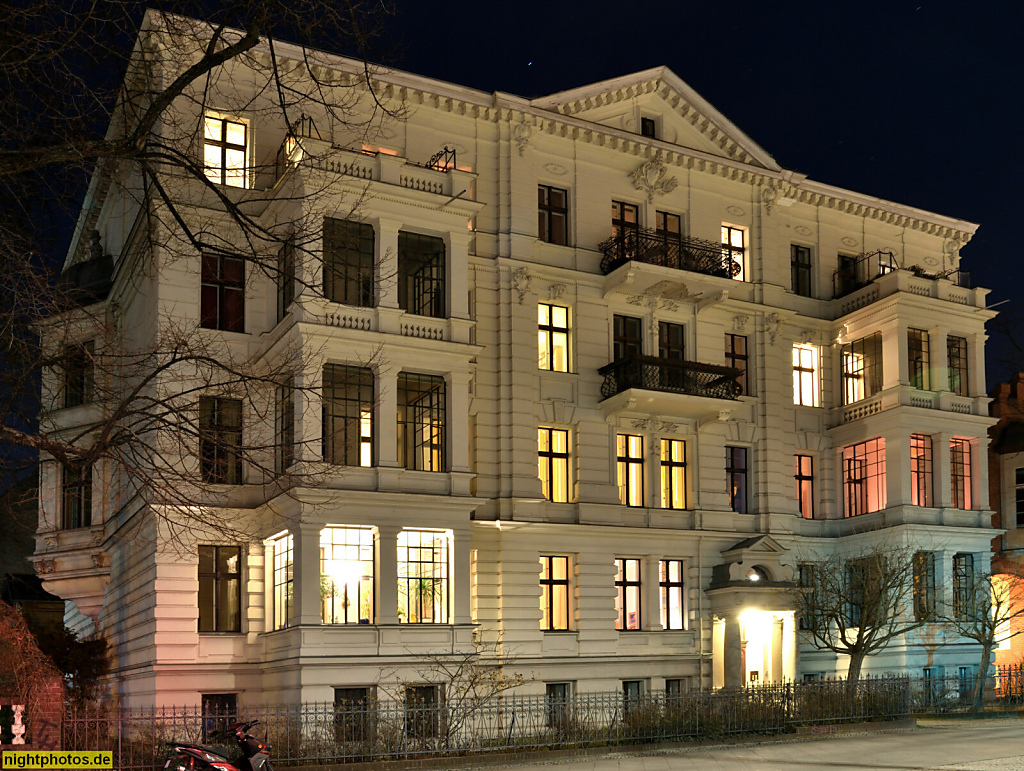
top-left (792, 343), bottom-right (820, 407)
top-left (617, 434), bottom-right (644, 507)
top-left (397, 529), bottom-right (450, 624)
top-left (539, 428), bottom-right (570, 502)
top-left (204, 116), bottom-right (248, 188)
top-left (538, 304), bottom-right (569, 372)
top-left (721, 225), bottom-right (746, 281)
top-left (660, 439), bottom-right (687, 510)
top-left (320, 527), bottom-right (375, 624)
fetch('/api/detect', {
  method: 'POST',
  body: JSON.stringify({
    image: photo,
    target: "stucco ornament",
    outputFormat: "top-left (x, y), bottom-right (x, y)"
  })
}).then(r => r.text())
top-left (764, 313), bottom-right (781, 345)
top-left (762, 179), bottom-right (781, 216)
top-left (512, 118), bottom-right (533, 157)
top-left (630, 155), bottom-right (678, 202)
top-left (512, 267), bottom-right (532, 304)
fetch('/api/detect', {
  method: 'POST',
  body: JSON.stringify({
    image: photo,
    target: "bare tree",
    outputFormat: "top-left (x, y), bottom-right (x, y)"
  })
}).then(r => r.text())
top-left (792, 545), bottom-right (927, 691)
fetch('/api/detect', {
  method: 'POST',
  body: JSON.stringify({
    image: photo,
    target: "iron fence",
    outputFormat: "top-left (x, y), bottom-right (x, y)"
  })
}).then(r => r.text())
top-left (63, 678), bottom-right (910, 770)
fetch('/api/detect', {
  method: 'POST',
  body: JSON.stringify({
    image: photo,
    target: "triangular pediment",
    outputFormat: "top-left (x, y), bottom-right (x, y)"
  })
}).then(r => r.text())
top-left (722, 535), bottom-right (788, 558)
top-left (531, 67), bottom-right (779, 172)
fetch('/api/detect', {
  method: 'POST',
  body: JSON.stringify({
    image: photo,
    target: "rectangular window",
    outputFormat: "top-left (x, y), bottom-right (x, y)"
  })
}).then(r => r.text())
top-left (613, 315), bottom-right (643, 361)
top-left (63, 341), bottom-right (94, 408)
top-left (656, 211), bottom-right (682, 269)
top-left (910, 434), bottom-right (933, 507)
top-left (201, 254), bottom-right (245, 332)
top-left (616, 434), bottom-right (644, 507)
top-left (273, 534), bottom-right (293, 630)
top-left (198, 545), bottom-right (241, 633)
top-left (611, 201), bottom-right (639, 243)
top-left (1016, 468), bottom-right (1024, 528)
top-left (792, 343), bottom-right (820, 407)
top-left (622, 680), bottom-right (644, 714)
top-left (334, 687), bottom-right (372, 743)
top-left (545, 683), bottom-right (571, 728)
top-left (950, 438), bottom-right (974, 511)
top-left (324, 219), bottom-right (375, 307)
top-left (398, 372), bottom-right (446, 472)
top-left (791, 244), bottom-right (812, 297)
top-left (842, 438), bottom-right (887, 517)
top-left (199, 397), bottom-right (242, 485)
top-left (320, 526), bottom-right (375, 624)
top-left (908, 328), bottom-right (931, 390)
top-left (615, 558), bottom-right (642, 631)
top-left (721, 225), bottom-right (746, 281)
top-left (953, 553), bottom-right (974, 620)
top-left (203, 116), bottom-right (247, 188)
top-left (947, 335), bottom-right (969, 396)
top-left (538, 428), bottom-right (570, 503)
top-left (201, 693), bottom-right (238, 741)
top-left (726, 446), bottom-right (748, 513)
top-left (660, 438), bottom-right (687, 510)
top-left (538, 185), bottom-right (568, 245)
top-left (398, 232), bottom-right (445, 318)
top-left (658, 322), bottom-right (685, 361)
top-left (275, 378), bottom-right (295, 476)
top-left (397, 530), bottom-right (451, 624)
top-left (841, 333), bottom-right (883, 405)
top-left (538, 304), bottom-right (570, 372)
top-left (660, 559), bottom-right (685, 630)
top-left (913, 551), bottom-right (936, 621)
top-left (795, 455), bottom-right (814, 519)
top-left (405, 685), bottom-right (442, 739)
top-left (323, 364), bottom-right (374, 467)
top-left (725, 334), bottom-right (749, 395)
top-left (640, 117), bottom-right (657, 138)
top-left (540, 556), bottom-right (570, 631)
top-left (276, 239), bottom-right (295, 323)
top-left (836, 254), bottom-right (859, 297)
top-left (62, 461), bottom-right (92, 529)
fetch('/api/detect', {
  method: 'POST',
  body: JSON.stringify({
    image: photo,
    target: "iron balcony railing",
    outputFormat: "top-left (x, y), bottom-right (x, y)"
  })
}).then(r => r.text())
top-left (599, 356), bottom-right (743, 401)
top-left (832, 249), bottom-right (972, 299)
top-left (599, 227), bottom-right (741, 278)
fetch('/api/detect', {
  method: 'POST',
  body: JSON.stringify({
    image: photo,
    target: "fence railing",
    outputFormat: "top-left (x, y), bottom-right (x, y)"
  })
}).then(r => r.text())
top-left (63, 678), bottom-right (910, 770)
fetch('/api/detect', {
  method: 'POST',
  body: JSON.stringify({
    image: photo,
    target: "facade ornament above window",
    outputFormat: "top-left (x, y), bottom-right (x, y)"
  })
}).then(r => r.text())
top-left (732, 314), bottom-right (749, 331)
top-left (512, 118), bottom-right (533, 157)
top-left (631, 418), bottom-right (655, 431)
top-left (512, 267), bottom-right (532, 304)
top-left (762, 179), bottom-right (781, 216)
top-left (548, 283), bottom-right (566, 300)
top-left (764, 313), bottom-right (781, 345)
top-left (629, 154), bottom-right (678, 202)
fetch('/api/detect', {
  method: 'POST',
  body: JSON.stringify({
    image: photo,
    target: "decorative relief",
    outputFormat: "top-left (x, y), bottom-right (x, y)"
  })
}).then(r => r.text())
top-left (732, 314), bottom-right (749, 332)
top-left (764, 313), bottom-right (781, 345)
top-left (512, 120), bottom-right (532, 155)
top-left (841, 236), bottom-right (859, 248)
top-left (800, 329), bottom-right (816, 344)
top-left (91, 554), bottom-right (106, 569)
top-left (36, 559), bottom-right (55, 574)
top-left (631, 418), bottom-right (655, 430)
top-left (794, 225), bottom-right (812, 236)
top-left (661, 299), bottom-right (679, 313)
top-left (726, 205), bottom-right (746, 217)
top-left (762, 180), bottom-right (781, 216)
top-left (512, 267), bottom-right (532, 304)
top-left (923, 256), bottom-right (939, 266)
top-left (91, 529), bottom-right (105, 545)
top-left (548, 283), bottom-right (566, 300)
top-left (629, 155), bottom-right (678, 202)
top-left (542, 162), bottom-right (567, 176)
top-left (44, 535), bottom-right (58, 549)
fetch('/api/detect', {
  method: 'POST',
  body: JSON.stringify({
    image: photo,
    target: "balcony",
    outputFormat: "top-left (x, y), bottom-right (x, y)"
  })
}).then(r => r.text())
top-left (833, 249), bottom-right (971, 300)
top-left (600, 356), bottom-right (742, 400)
top-left (599, 228), bottom-right (740, 278)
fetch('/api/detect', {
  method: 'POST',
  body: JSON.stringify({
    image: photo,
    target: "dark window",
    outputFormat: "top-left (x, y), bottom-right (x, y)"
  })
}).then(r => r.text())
top-left (640, 117), bottom-right (657, 138)
top-left (913, 551), bottom-right (936, 621)
top-left (659, 322), bottom-right (685, 360)
top-left (1016, 468), bottom-right (1024, 529)
top-left (538, 428), bottom-right (570, 502)
top-left (323, 364), bottom-right (374, 467)
top-left (398, 373), bottom-right (446, 471)
top-left (405, 685), bottom-right (442, 739)
top-left (953, 553), bottom-right (974, 620)
top-left (842, 438), bottom-right (886, 517)
top-left (613, 315), bottom-right (643, 361)
top-left (203, 115), bottom-right (247, 188)
top-left (622, 680), bottom-right (644, 714)
top-left (611, 201), bottom-right (639, 252)
top-left (538, 186), bottom-right (569, 245)
top-left (398, 232), bottom-right (445, 318)
top-left (795, 455), bottom-right (814, 519)
top-left (616, 434), bottom-right (644, 507)
top-left (910, 434), bottom-right (933, 507)
top-left (615, 558), bottom-right (642, 630)
top-left (199, 397), bottom-right (243, 484)
top-left (540, 556), bottom-right (570, 630)
top-left (63, 341), bottom-right (94, 408)
top-left (324, 218), bottom-right (375, 307)
top-left (201, 693), bottom-right (238, 741)
top-left (836, 254), bottom-right (859, 296)
top-left (908, 329), bottom-right (931, 390)
top-left (660, 438), bottom-right (687, 510)
top-left (276, 239), bottom-right (295, 322)
top-left (791, 245), bottom-right (812, 297)
top-left (845, 558), bottom-right (886, 627)
top-left (726, 446), bottom-right (748, 513)
top-left (656, 211), bottom-right (682, 267)
top-left (660, 559), bottom-right (685, 630)
top-left (201, 254), bottom-right (245, 332)
top-left (546, 683), bottom-right (571, 728)
top-left (62, 461), bottom-right (92, 529)
top-left (725, 334), bottom-right (749, 395)
top-left (841, 333), bottom-right (883, 404)
top-left (275, 378), bottom-right (295, 475)
top-left (334, 687), bottom-right (372, 743)
top-left (951, 438), bottom-right (973, 510)
top-left (198, 545), bottom-right (241, 633)
top-left (947, 335), bottom-right (969, 396)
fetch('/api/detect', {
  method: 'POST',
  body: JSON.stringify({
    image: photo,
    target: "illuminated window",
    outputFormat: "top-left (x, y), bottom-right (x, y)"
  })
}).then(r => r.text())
top-left (792, 343), bottom-right (820, 407)
top-left (538, 304), bottom-right (569, 372)
top-left (791, 244), bottom-right (812, 297)
top-left (398, 372), bottom-right (446, 472)
top-left (910, 434), bottom-right (933, 507)
top-left (660, 439), bottom-right (688, 510)
top-left (726, 446), bottom-right (748, 513)
top-left (614, 558), bottom-right (642, 631)
top-left (725, 334), bottom-right (749, 395)
top-left (397, 530), bottom-right (450, 624)
top-left (616, 434), bottom-right (644, 507)
top-left (909, 329), bottom-right (931, 390)
top-left (325, 219), bottom-right (375, 308)
top-left (272, 534), bottom-right (293, 630)
top-left (201, 254), bottom-right (245, 332)
top-left (323, 365), bottom-right (374, 467)
top-left (538, 186), bottom-right (568, 245)
top-left (62, 460), bottom-right (92, 529)
top-left (612, 200), bottom-right (639, 244)
top-left (947, 336), bottom-right (969, 396)
top-left (842, 438), bottom-right (886, 517)
top-left (199, 546), bottom-right (241, 633)
top-left (950, 438), bottom-right (973, 510)
top-left (398, 232), bottom-right (445, 319)
top-left (841, 333), bottom-right (882, 405)
top-left (203, 116), bottom-right (248, 188)
top-left (63, 341), bottom-right (94, 408)
top-left (660, 559), bottom-right (685, 630)
top-left (913, 552), bottom-right (936, 621)
top-left (540, 556), bottom-right (570, 631)
top-left (795, 455), bottom-right (814, 519)
top-left (538, 428), bottom-right (570, 502)
top-left (721, 225), bottom-right (746, 281)
top-left (320, 527), bottom-right (375, 624)
top-left (199, 397), bottom-right (242, 485)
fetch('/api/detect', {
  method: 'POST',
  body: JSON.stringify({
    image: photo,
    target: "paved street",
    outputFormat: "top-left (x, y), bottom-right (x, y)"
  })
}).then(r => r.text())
top-left (475, 718), bottom-right (1024, 771)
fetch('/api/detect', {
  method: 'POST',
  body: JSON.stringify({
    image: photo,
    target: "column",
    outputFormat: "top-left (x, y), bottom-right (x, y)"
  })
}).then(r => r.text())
top-left (885, 430), bottom-right (912, 508)
top-left (294, 367), bottom-right (322, 463)
top-left (969, 331), bottom-right (987, 396)
top-left (449, 371), bottom-right (471, 473)
top-left (292, 524), bottom-right (322, 626)
top-left (771, 617), bottom-right (784, 683)
top-left (724, 615), bottom-right (744, 689)
top-left (452, 525), bottom-right (473, 625)
top-left (933, 432), bottom-right (952, 508)
top-left (448, 231), bottom-right (470, 320)
top-left (377, 218), bottom-right (401, 310)
top-left (931, 327), bottom-right (947, 393)
top-left (377, 525), bottom-right (400, 624)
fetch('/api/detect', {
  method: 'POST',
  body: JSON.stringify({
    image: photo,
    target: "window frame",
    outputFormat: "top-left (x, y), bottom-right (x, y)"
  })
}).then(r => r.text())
top-left (203, 115), bottom-right (249, 188)
top-left (1016, 467), bottom-right (1024, 529)
top-left (275, 377), bottom-right (295, 475)
top-left (62, 460), bottom-right (92, 530)
top-left (320, 526), bottom-right (375, 625)
top-left (616, 433), bottom-right (644, 507)
top-left (540, 555), bottom-right (571, 631)
top-left (614, 558), bottom-right (642, 631)
top-left (323, 364), bottom-right (374, 467)
top-left (791, 244), bottom-right (812, 297)
top-left (324, 218), bottom-right (376, 308)
top-left (397, 529), bottom-right (451, 624)
top-left (397, 372), bottom-right (446, 472)
top-left (398, 231), bottom-right (446, 319)
top-left (272, 534), bottom-right (294, 630)
top-left (910, 433), bottom-right (934, 507)
top-left (792, 343), bottom-right (820, 407)
top-left (198, 396), bottom-right (243, 485)
top-left (613, 314), bottom-right (643, 361)
top-left (725, 334), bottom-right (749, 395)
top-left (538, 427), bottom-right (571, 503)
top-left (842, 437), bottom-right (887, 517)
top-left (726, 446), bottom-right (748, 513)
top-left (276, 238), bottom-right (295, 323)
top-left (198, 545), bottom-right (242, 633)
top-left (913, 551), bottom-right (936, 622)
top-left (640, 116), bottom-right (657, 138)
top-left (538, 185), bottom-right (569, 245)
top-left (841, 333), bottom-right (883, 405)
top-left (200, 253), bottom-right (245, 333)
top-left (908, 328), bottom-right (931, 390)
top-left (950, 438), bottom-right (973, 510)
top-left (953, 552), bottom-right (975, 620)
top-left (660, 438), bottom-right (688, 510)
top-left (660, 559), bottom-right (686, 630)
top-left (795, 455), bottom-right (814, 519)
top-left (721, 224), bottom-right (746, 281)
top-left (63, 341), bottom-right (95, 408)
top-left (947, 335), bottom-right (969, 396)
top-left (538, 303), bottom-right (570, 372)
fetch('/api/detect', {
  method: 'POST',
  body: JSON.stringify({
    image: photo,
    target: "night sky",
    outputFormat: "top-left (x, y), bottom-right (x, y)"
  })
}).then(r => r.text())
top-left (389, 1), bottom-right (1022, 382)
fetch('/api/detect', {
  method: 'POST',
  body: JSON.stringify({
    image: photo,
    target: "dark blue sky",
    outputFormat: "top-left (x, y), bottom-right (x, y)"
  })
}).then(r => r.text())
top-left (390, 0), bottom-right (1021, 380)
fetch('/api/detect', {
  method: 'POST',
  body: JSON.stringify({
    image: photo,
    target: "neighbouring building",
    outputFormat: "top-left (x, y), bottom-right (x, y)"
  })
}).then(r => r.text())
top-left (33, 12), bottom-right (998, 707)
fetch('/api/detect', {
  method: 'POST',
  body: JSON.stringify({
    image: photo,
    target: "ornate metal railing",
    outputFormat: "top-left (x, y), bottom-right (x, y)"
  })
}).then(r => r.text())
top-left (599, 228), bottom-right (741, 278)
top-left (599, 356), bottom-right (743, 401)
top-left (426, 146), bottom-right (457, 172)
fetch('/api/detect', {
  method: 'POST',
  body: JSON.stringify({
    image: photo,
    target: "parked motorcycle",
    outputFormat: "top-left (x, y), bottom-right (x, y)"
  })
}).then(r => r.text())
top-left (164, 719), bottom-right (273, 770)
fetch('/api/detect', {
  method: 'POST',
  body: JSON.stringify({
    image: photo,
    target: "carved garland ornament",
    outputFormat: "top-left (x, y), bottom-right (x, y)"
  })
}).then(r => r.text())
top-left (630, 155), bottom-right (678, 202)
top-left (512, 267), bottom-right (532, 304)
top-left (512, 119), bottom-right (533, 157)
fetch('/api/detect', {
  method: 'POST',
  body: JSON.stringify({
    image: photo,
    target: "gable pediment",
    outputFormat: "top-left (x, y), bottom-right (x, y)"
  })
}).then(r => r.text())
top-left (531, 67), bottom-right (780, 172)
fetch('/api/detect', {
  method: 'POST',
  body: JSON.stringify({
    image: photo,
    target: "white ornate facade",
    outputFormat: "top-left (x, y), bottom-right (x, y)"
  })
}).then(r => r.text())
top-left (35, 14), bottom-right (998, 706)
